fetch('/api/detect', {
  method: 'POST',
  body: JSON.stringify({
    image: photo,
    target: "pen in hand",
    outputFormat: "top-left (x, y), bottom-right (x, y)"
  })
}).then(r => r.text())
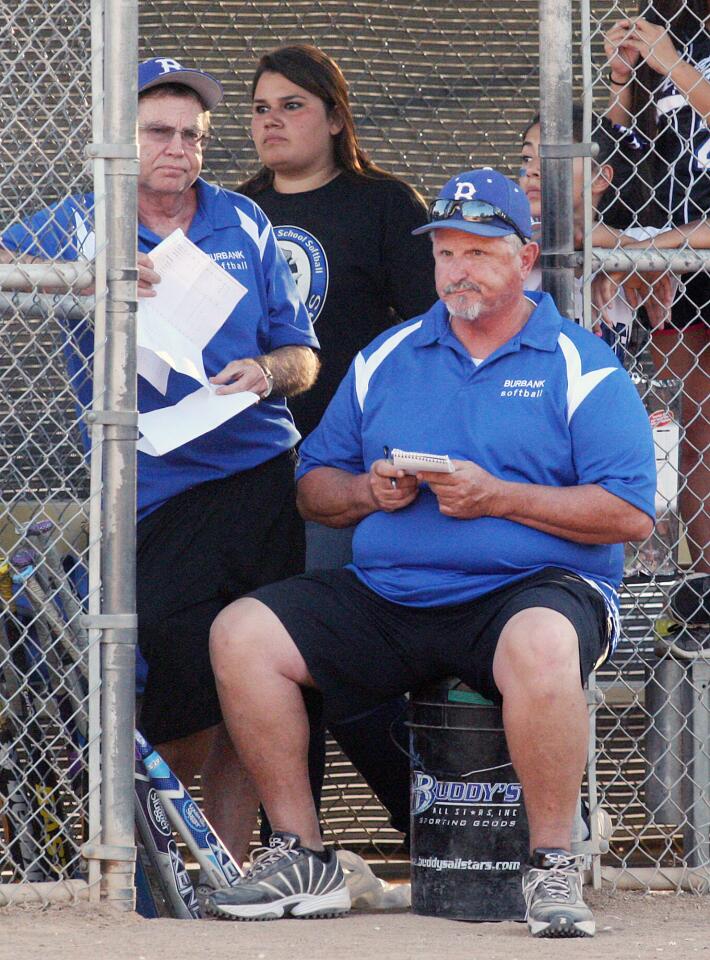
top-left (383, 445), bottom-right (397, 489)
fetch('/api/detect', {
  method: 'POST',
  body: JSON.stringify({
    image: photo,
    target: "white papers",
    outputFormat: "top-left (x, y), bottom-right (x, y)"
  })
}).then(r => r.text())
top-left (137, 346), bottom-right (170, 396)
top-left (138, 305), bottom-right (208, 387)
top-left (140, 229), bottom-right (246, 350)
top-left (136, 229), bottom-right (256, 456)
top-left (137, 387), bottom-right (259, 457)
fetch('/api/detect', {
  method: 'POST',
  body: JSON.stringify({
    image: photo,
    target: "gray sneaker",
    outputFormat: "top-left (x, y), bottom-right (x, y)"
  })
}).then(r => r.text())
top-left (522, 848), bottom-right (595, 938)
top-left (205, 832), bottom-right (351, 921)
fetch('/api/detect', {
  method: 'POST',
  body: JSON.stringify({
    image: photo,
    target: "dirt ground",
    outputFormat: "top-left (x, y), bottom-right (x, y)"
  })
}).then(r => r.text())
top-left (0, 889), bottom-right (707, 960)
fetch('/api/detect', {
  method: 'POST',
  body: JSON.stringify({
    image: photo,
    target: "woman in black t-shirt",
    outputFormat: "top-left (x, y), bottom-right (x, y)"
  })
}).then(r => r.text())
top-left (238, 44), bottom-right (437, 442)
top-left (605, 2), bottom-right (710, 577)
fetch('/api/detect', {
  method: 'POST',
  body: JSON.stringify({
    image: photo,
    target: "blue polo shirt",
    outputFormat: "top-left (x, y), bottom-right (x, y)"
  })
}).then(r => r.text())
top-left (3, 180), bottom-right (319, 520)
top-left (298, 293), bottom-right (656, 620)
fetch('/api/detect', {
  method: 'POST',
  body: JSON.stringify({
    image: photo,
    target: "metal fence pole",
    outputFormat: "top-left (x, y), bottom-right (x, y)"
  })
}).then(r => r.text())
top-left (97, 0), bottom-right (139, 911)
top-left (538, 0), bottom-right (575, 319)
top-left (86, 0), bottom-right (108, 903)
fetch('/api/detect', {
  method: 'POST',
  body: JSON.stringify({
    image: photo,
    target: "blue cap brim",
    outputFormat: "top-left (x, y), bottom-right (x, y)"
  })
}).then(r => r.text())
top-left (140, 69), bottom-right (223, 111)
top-left (412, 219), bottom-right (524, 239)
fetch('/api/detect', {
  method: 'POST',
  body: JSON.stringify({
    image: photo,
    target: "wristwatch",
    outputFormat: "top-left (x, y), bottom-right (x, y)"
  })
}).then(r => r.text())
top-left (255, 358), bottom-right (274, 398)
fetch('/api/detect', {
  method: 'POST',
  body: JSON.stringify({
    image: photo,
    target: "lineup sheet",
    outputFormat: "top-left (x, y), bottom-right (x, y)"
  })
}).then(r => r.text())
top-left (135, 229), bottom-right (259, 457)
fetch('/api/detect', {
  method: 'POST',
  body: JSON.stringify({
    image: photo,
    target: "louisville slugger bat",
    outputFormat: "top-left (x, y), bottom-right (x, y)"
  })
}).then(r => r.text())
top-left (134, 730), bottom-right (243, 890)
top-left (134, 747), bottom-right (201, 919)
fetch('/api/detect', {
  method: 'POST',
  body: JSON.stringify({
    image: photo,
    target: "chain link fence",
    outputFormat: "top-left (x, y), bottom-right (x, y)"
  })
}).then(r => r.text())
top-left (0, 0), bottom-right (103, 902)
top-left (0, 0), bottom-right (707, 906)
top-left (583, 0), bottom-right (709, 889)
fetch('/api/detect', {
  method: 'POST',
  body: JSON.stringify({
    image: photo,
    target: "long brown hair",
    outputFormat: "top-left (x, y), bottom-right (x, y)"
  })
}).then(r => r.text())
top-left (238, 44), bottom-right (398, 196)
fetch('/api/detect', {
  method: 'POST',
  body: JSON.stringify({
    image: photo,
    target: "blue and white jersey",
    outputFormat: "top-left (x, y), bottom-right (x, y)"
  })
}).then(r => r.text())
top-left (2, 179), bottom-right (319, 520)
top-left (298, 292), bottom-right (656, 635)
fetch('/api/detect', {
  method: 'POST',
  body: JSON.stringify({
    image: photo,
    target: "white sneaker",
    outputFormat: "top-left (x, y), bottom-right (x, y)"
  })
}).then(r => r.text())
top-left (205, 832), bottom-right (351, 921)
top-left (522, 848), bottom-right (595, 938)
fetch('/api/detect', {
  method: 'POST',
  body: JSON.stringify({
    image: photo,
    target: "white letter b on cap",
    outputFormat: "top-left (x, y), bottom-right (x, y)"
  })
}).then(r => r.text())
top-left (453, 182), bottom-right (476, 200)
top-left (155, 58), bottom-right (184, 74)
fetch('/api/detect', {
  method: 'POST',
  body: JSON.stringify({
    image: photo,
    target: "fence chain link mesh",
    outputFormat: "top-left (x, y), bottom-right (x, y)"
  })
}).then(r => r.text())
top-left (584, 0), bottom-right (709, 889)
top-left (0, 0), bottom-right (98, 899)
top-left (0, 0), bottom-right (707, 903)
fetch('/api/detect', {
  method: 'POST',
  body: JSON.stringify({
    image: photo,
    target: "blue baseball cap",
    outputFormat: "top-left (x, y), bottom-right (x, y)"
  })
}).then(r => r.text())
top-left (138, 57), bottom-right (224, 111)
top-left (413, 168), bottom-right (532, 241)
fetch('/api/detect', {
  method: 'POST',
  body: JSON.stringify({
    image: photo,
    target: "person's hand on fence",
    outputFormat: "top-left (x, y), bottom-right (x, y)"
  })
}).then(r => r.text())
top-left (622, 271), bottom-right (675, 331)
top-left (623, 17), bottom-right (682, 78)
top-left (590, 271), bottom-right (623, 331)
top-left (78, 251), bottom-right (158, 297)
top-left (574, 221), bottom-right (624, 251)
top-left (604, 19), bottom-right (641, 81)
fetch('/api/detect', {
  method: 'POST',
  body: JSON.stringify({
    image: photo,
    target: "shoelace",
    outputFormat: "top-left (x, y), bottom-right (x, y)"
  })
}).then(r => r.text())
top-left (245, 841), bottom-right (298, 877)
top-left (529, 867), bottom-right (574, 901)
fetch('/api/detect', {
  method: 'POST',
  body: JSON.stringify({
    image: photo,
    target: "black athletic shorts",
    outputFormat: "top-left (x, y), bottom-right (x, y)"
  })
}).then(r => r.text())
top-left (250, 566), bottom-right (611, 723)
top-left (137, 450), bottom-right (304, 744)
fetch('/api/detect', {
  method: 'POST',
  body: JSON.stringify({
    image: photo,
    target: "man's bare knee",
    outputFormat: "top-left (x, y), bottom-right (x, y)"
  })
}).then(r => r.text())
top-left (210, 597), bottom-right (266, 666)
top-left (493, 607), bottom-right (581, 697)
top-left (210, 597), bottom-right (314, 686)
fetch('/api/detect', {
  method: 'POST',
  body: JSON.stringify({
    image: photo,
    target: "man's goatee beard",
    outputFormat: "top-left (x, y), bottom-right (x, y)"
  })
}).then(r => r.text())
top-left (447, 297), bottom-right (481, 322)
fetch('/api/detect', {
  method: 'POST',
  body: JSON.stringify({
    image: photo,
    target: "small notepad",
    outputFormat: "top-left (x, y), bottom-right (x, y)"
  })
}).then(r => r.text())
top-left (390, 448), bottom-right (454, 474)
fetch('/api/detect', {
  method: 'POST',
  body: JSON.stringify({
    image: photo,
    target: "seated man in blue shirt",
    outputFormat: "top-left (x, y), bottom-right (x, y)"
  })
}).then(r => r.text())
top-left (204, 168), bottom-right (657, 936)
top-left (1, 58), bottom-right (320, 864)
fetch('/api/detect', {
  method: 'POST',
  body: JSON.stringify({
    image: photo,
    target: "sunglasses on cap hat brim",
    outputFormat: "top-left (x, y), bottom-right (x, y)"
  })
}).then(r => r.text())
top-left (413, 199), bottom-right (531, 244)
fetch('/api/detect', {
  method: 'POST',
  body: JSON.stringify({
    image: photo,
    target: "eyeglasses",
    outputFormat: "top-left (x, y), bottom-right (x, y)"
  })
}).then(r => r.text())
top-left (138, 124), bottom-right (209, 149)
top-left (428, 198), bottom-right (530, 243)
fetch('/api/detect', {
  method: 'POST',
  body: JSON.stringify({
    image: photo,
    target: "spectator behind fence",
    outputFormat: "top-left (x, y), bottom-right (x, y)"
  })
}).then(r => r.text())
top-left (0, 57), bottom-right (320, 864)
top-left (204, 168), bottom-right (656, 938)
top-left (237, 43), bottom-right (437, 841)
top-left (238, 44), bottom-right (437, 562)
top-left (520, 106), bottom-right (675, 354)
top-left (605, 1), bottom-right (710, 591)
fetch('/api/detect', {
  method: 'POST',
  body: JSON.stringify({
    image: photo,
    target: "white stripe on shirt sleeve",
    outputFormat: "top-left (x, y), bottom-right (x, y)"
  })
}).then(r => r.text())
top-left (557, 331), bottom-right (617, 423)
top-left (354, 321), bottom-right (422, 410)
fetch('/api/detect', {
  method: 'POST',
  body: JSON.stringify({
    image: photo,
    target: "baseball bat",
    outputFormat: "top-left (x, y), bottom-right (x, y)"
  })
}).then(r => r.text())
top-left (134, 730), bottom-right (243, 890)
top-left (134, 748), bottom-right (201, 919)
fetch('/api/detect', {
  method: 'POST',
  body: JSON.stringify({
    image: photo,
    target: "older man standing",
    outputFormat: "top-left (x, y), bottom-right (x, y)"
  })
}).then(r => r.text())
top-left (1, 58), bottom-right (319, 863)
top-left (205, 168), bottom-right (656, 937)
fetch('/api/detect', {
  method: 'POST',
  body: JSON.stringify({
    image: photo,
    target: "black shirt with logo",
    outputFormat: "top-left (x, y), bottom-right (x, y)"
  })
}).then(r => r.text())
top-left (251, 171), bottom-right (437, 439)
